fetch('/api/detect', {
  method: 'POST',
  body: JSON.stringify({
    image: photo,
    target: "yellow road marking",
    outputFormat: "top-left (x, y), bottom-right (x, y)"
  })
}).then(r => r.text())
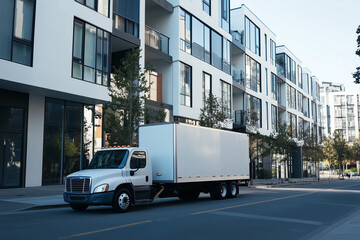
top-left (59, 220), bottom-right (152, 239)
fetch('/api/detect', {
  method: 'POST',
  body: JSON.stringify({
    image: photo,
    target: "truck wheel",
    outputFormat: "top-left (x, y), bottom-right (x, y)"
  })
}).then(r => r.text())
top-left (210, 182), bottom-right (228, 200)
top-left (70, 204), bottom-right (88, 212)
top-left (178, 190), bottom-right (200, 201)
top-left (113, 188), bottom-right (132, 213)
top-left (227, 181), bottom-right (238, 198)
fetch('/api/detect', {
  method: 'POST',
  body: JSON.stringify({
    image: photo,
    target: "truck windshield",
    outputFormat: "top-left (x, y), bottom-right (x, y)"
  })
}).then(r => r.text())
top-left (87, 150), bottom-right (129, 169)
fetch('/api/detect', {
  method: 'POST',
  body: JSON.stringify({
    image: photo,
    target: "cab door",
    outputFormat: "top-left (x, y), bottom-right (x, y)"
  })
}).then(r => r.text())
top-left (128, 151), bottom-right (151, 201)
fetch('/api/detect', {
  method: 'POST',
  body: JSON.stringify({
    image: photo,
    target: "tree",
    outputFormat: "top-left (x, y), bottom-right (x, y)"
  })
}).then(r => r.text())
top-left (350, 137), bottom-right (360, 175)
top-left (353, 25), bottom-right (360, 83)
top-left (302, 129), bottom-right (323, 178)
top-left (322, 136), bottom-right (338, 173)
top-left (199, 93), bottom-right (227, 128)
top-left (104, 48), bottom-right (150, 146)
top-left (332, 131), bottom-right (350, 176)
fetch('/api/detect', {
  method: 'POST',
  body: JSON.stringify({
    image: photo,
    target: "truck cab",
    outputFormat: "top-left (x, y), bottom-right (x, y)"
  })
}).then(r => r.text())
top-left (63, 147), bottom-right (152, 212)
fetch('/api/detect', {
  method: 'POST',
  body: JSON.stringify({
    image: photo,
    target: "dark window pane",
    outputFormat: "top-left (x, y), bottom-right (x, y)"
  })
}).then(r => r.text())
top-left (0, 0), bottom-right (14, 60)
top-left (1, 134), bottom-right (23, 187)
top-left (12, 41), bottom-right (31, 65)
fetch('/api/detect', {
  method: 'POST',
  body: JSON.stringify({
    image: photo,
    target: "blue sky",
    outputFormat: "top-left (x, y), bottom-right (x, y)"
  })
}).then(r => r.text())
top-left (231, 0), bottom-right (360, 92)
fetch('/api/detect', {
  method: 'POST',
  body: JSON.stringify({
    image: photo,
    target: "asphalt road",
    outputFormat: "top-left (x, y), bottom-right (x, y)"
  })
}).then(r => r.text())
top-left (1, 180), bottom-right (360, 240)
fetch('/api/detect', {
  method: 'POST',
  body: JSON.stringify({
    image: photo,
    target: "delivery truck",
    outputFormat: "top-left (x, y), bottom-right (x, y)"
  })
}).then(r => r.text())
top-left (63, 123), bottom-right (249, 212)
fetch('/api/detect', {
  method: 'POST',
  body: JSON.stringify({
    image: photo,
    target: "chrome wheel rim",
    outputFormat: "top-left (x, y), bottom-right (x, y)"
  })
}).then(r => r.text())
top-left (118, 193), bottom-right (130, 209)
top-left (220, 185), bottom-right (227, 198)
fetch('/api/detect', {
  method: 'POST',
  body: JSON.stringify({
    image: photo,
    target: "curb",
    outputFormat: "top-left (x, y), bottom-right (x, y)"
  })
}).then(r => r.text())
top-left (248, 180), bottom-right (333, 188)
top-left (18, 204), bottom-right (69, 212)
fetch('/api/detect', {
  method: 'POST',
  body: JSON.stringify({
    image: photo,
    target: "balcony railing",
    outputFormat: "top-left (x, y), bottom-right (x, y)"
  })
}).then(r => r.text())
top-left (231, 67), bottom-right (245, 86)
top-left (145, 26), bottom-right (169, 55)
top-left (231, 30), bottom-right (244, 46)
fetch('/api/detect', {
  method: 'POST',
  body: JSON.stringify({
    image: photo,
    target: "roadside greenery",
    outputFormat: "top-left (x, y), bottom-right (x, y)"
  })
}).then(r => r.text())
top-left (353, 25), bottom-right (360, 83)
top-left (199, 93), bottom-right (227, 128)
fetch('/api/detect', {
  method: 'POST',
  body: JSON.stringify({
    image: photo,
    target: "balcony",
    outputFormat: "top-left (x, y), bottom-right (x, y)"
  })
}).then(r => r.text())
top-left (145, 26), bottom-right (172, 64)
top-left (145, 26), bottom-right (169, 55)
top-left (232, 67), bottom-right (245, 86)
top-left (233, 110), bottom-right (246, 132)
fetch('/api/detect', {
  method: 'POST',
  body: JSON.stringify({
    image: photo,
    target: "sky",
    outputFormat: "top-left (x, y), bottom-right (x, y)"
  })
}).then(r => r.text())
top-left (231, 0), bottom-right (360, 92)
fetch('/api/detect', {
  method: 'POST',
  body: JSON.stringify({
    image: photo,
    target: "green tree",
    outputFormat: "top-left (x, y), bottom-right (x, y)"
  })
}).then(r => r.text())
top-left (353, 25), bottom-right (360, 83)
top-left (104, 48), bottom-right (150, 146)
top-left (322, 136), bottom-right (338, 172)
top-left (302, 129), bottom-right (323, 178)
top-left (350, 137), bottom-right (360, 175)
top-left (199, 93), bottom-right (227, 128)
top-left (332, 131), bottom-right (350, 176)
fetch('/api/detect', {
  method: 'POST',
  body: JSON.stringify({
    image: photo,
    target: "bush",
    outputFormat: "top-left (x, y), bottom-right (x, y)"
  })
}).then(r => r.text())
top-left (257, 168), bottom-right (272, 179)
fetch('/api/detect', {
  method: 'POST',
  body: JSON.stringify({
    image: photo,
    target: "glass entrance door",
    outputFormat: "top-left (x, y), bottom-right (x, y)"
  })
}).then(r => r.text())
top-left (0, 107), bottom-right (24, 188)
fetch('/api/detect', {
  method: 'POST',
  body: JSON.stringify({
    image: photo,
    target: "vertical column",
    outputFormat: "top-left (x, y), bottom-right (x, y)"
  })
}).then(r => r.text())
top-left (25, 94), bottom-right (45, 187)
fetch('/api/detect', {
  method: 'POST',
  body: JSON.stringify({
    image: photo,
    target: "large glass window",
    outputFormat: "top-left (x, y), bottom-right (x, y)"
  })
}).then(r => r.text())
top-left (0, 0), bottom-right (35, 66)
top-left (203, 72), bottom-right (212, 106)
top-left (221, 81), bottom-right (231, 119)
top-left (271, 73), bottom-right (277, 100)
top-left (212, 31), bottom-right (222, 70)
top-left (221, 0), bottom-right (230, 32)
top-left (42, 99), bottom-right (101, 185)
top-left (245, 17), bottom-right (260, 56)
top-left (286, 84), bottom-right (296, 109)
top-left (76, 0), bottom-right (109, 17)
top-left (203, 0), bottom-right (211, 15)
top-left (271, 105), bottom-right (277, 132)
top-left (180, 9), bottom-right (191, 54)
top-left (245, 94), bottom-right (261, 128)
top-left (298, 65), bottom-right (303, 88)
top-left (276, 53), bottom-right (296, 83)
top-left (180, 63), bottom-right (192, 107)
top-left (287, 112), bottom-right (297, 137)
top-left (264, 34), bottom-right (268, 61)
top-left (72, 19), bottom-right (110, 86)
top-left (222, 40), bottom-right (231, 74)
top-left (297, 91), bottom-right (303, 112)
top-left (245, 55), bottom-right (261, 92)
top-left (192, 17), bottom-right (205, 61)
top-left (303, 73), bottom-right (309, 94)
top-left (270, 39), bottom-right (276, 65)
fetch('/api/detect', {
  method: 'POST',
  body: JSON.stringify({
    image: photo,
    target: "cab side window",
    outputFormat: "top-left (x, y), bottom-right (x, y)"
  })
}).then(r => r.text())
top-left (130, 151), bottom-right (146, 169)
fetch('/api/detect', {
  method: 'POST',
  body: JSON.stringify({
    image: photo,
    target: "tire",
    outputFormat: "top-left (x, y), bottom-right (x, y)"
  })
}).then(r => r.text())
top-left (112, 188), bottom-right (132, 213)
top-left (178, 190), bottom-right (200, 201)
top-left (210, 182), bottom-right (228, 200)
top-left (227, 181), bottom-right (238, 198)
top-left (70, 204), bottom-right (88, 212)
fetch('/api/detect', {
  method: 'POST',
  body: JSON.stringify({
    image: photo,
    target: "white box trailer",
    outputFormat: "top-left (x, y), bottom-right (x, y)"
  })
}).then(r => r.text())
top-left (139, 123), bottom-right (249, 184)
top-left (64, 123), bottom-right (250, 213)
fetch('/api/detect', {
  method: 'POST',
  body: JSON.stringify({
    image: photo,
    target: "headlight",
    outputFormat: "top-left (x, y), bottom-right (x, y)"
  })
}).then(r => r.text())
top-left (94, 184), bottom-right (109, 193)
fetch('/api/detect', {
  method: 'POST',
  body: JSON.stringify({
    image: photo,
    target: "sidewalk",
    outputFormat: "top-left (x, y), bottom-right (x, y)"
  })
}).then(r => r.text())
top-left (0, 185), bottom-right (67, 213)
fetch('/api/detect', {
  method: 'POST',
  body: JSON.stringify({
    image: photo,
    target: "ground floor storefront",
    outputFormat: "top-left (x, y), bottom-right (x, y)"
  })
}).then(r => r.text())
top-left (0, 89), bottom-right (103, 188)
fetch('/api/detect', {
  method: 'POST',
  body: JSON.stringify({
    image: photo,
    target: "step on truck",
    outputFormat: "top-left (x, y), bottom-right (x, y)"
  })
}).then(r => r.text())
top-left (63, 123), bottom-right (250, 212)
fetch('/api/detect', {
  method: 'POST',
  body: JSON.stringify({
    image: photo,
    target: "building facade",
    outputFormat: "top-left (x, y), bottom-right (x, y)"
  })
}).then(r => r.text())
top-left (0, 0), bottom-right (323, 188)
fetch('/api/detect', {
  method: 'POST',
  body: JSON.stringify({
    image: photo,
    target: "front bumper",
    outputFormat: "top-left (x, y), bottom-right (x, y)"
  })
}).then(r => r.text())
top-left (63, 191), bottom-right (114, 205)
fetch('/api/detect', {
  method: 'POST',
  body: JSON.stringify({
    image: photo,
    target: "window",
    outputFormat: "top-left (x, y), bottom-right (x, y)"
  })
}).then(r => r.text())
top-left (266, 102), bottom-right (269, 130)
top-left (191, 17), bottom-right (211, 63)
top-left (298, 117), bottom-right (304, 138)
top-left (271, 73), bottom-right (277, 101)
top-left (245, 55), bottom-right (261, 92)
top-left (264, 34), bottom-right (268, 61)
top-left (221, 81), bottom-right (231, 119)
top-left (0, 0), bottom-right (35, 66)
top-left (245, 17), bottom-right (260, 56)
top-left (270, 39), bottom-right (276, 65)
top-left (221, 0), bottom-right (230, 32)
top-left (286, 84), bottom-right (296, 109)
top-left (271, 105), bottom-right (277, 132)
top-left (211, 31), bottom-right (222, 70)
top-left (222, 40), bottom-right (231, 74)
top-left (180, 9), bottom-right (191, 54)
top-left (287, 112), bottom-right (297, 137)
top-left (265, 68), bottom-right (268, 96)
top-left (277, 53), bottom-right (296, 83)
top-left (130, 151), bottom-right (146, 169)
top-left (297, 91), bottom-right (303, 112)
top-left (303, 73), bottom-right (309, 94)
top-left (203, 72), bottom-right (212, 106)
top-left (114, 15), bottom-right (139, 37)
top-left (203, 0), bottom-right (210, 15)
top-left (113, 0), bottom-right (139, 37)
top-left (72, 19), bottom-right (110, 86)
top-left (245, 94), bottom-right (261, 128)
top-left (180, 63), bottom-right (192, 107)
top-left (298, 65), bottom-right (303, 88)
top-left (75, 0), bottom-right (109, 17)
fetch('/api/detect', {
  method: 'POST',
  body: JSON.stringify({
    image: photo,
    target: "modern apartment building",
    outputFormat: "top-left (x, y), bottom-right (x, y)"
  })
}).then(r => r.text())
top-left (0, 0), bottom-right (323, 188)
top-left (320, 82), bottom-right (345, 137)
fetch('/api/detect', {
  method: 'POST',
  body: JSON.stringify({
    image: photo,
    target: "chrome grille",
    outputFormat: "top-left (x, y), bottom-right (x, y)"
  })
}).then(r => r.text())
top-left (66, 178), bottom-right (90, 193)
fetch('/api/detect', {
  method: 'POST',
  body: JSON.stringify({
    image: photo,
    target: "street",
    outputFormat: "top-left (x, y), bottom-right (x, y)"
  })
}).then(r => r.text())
top-left (1, 180), bottom-right (360, 240)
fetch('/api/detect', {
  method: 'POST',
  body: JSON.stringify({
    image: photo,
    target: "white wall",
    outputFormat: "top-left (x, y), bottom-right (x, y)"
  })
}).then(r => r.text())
top-left (25, 94), bottom-right (45, 187)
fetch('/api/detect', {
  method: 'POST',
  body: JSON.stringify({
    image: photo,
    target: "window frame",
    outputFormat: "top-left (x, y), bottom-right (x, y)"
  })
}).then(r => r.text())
top-left (75, 0), bottom-right (110, 18)
top-left (221, 80), bottom-right (231, 119)
top-left (202, 0), bottom-right (211, 15)
top-left (180, 62), bottom-right (192, 107)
